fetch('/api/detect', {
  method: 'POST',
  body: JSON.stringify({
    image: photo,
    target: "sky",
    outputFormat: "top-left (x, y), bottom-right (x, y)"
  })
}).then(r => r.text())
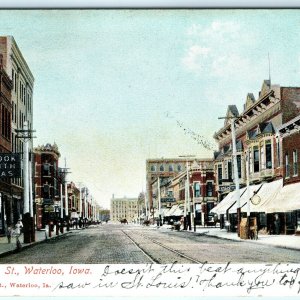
top-left (0, 9), bottom-right (299, 209)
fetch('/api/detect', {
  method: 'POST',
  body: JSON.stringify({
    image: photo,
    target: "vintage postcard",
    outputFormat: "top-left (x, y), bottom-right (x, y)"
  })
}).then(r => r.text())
top-left (0, 6), bottom-right (299, 298)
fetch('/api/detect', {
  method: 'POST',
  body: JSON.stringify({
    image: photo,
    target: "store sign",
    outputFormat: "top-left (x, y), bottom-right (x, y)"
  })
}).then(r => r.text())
top-left (43, 199), bottom-right (54, 205)
top-left (0, 153), bottom-right (21, 178)
top-left (44, 205), bottom-right (54, 212)
top-left (161, 197), bottom-right (176, 203)
top-left (219, 185), bottom-right (235, 193)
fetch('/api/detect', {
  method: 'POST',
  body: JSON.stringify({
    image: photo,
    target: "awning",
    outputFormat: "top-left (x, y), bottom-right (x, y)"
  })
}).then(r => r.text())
top-left (173, 204), bottom-right (185, 216)
top-left (163, 205), bottom-right (178, 217)
top-left (211, 187), bottom-right (247, 215)
top-left (265, 181), bottom-right (300, 213)
top-left (229, 184), bottom-right (262, 214)
top-left (154, 208), bottom-right (170, 218)
top-left (164, 204), bottom-right (184, 217)
top-left (241, 179), bottom-right (283, 213)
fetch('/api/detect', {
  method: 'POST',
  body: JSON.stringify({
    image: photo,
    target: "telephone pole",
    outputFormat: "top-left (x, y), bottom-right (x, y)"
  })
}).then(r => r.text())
top-left (16, 121), bottom-right (36, 244)
top-left (218, 116), bottom-right (241, 237)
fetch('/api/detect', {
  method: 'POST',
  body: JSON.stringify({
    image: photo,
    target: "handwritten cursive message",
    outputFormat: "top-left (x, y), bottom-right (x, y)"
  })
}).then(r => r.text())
top-left (1, 262), bottom-right (300, 297)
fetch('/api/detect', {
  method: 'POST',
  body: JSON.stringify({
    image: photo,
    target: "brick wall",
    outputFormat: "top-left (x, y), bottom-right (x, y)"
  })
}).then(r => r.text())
top-left (282, 131), bottom-right (300, 185)
top-left (281, 87), bottom-right (300, 123)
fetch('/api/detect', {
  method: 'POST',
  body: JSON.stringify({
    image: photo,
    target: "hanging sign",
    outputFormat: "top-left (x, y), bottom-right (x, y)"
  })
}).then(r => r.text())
top-left (0, 153), bottom-right (21, 178)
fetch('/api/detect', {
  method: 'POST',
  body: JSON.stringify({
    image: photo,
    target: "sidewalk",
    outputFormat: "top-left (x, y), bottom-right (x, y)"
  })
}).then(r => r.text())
top-left (0, 226), bottom-right (78, 258)
top-left (158, 224), bottom-right (300, 251)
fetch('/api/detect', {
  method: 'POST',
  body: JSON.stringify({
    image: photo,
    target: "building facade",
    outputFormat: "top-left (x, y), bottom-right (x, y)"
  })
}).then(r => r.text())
top-left (110, 195), bottom-right (138, 222)
top-left (146, 158), bottom-right (205, 214)
top-left (213, 80), bottom-right (300, 233)
top-left (0, 63), bottom-right (13, 234)
top-left (169, 159), bottom-right (217, 225)
top-left (277, 114), bottom-right (300, 234)
top-left (0, 36), bottom-right (34, 232)
top-left (34, 143), bottom-right (60, 230)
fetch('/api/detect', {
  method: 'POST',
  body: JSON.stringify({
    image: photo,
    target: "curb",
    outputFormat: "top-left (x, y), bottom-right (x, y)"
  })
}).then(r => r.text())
top-left (0, 231), bottom-right (74, 259)
top-left (159, 226), bottom-right (300, 252)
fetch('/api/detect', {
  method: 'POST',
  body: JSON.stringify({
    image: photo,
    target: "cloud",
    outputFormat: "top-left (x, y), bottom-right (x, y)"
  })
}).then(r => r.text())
top-left (182, 20), bottom-right (255, 79)
top-left (187, 21), bottom-right (240, 41)
top-left (181, 45), bottom-right (210, 71)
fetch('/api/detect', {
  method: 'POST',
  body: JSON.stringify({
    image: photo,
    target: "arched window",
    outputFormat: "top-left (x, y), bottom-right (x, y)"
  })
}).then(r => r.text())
top-left (160, 165), bottom-right (164, 172)
top-left (169, 164), bottom-right (173, 172)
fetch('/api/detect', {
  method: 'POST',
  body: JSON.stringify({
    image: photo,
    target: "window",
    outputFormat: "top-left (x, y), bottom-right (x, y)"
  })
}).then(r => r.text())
top-left (277, 137), bottom-right (281, 167)
top-left (253, 146), bottom-right (260, 173)
top-left (237, 155), bottom-right (242, 178)
top-left (206, 182), bottom-right (213, 197)
top-left (168, 164), bottom-right (173, 172)
top-left (150, 165), bottom-right (156, 172)
top-left (1, 105), bottom-right (11, 141)
top-left (293, 150), bottom-right (298, 176)
top-left (43, 184), bottom-right (50, 198)
top-left (43, 163), bottom-right (50, 176)
top-left (177, 164), bottom-right (182, 172)
top-left (285, 153), bottom-right (290, 178)
top-left (159, 165), bottom-right (164, 172)
top-left (218, 164), bottom-right (222, 185)
top-left (228, 160), bottom-right (232, 180)
top-left (194, 182), bottom-right (201, 197)
top-left (265, 140), bottom-right (272, 169)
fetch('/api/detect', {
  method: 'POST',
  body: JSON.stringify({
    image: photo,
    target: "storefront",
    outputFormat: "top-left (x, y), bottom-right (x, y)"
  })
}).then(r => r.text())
top-left (265, 181), bottom-right (300, 234)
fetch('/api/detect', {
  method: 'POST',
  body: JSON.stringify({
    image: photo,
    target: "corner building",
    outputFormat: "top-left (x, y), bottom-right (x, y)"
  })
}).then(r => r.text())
top-left (213, 80), bottom-right (300, 233)
top-left (0, 36), bottom-right (34, 232)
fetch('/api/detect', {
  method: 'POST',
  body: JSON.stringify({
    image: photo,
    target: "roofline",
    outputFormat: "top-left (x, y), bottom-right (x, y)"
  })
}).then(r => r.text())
top-left (214, 90), bottom-right (275, 139)
top-left (277, 114), bottom-right (300, 132)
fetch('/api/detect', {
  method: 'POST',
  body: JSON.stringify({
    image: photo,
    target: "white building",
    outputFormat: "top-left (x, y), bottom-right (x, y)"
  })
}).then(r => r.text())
top-left (110, 195), bottom-right (138, 222)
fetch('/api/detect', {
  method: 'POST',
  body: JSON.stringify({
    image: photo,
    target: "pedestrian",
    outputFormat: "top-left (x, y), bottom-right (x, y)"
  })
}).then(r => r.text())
top-left (180, 216), bottom-right (184, 229)
top-left (14, 219), bottom-right (23, 236)
top-left (6, 226), bottom-right (12, 244)
top-left (274, 214), bottom-right (281, 235)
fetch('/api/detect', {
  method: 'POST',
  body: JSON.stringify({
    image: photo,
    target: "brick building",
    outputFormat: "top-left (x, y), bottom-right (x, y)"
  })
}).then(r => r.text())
top-left (0, 36), bottom-right (34, 231)
top-left (212, 80), bottom-right (300, 233)
top-left (275, 114), bottom-right (300, 234)
top-left (34, 143), bottom-right (61, 229)
top-left (168, 159), bottom-right (217, 225)
top-left (0, 64), bottom-right (13, 234)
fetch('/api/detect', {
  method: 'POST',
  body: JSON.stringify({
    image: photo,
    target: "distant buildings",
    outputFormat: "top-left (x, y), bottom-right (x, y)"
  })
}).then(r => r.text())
top-left (110, 195), bottom-right (138, 222)
top-left (146, 158), bottom-right (217, 225)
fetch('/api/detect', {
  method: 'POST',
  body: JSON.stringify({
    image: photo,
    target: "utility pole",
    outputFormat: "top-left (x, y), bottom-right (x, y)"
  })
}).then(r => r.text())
top-left (16, 121), bottom-right (36, 244)
top-left (60, 183), bottom-right (64, 233)
top-left (28, 153), bottom-right (35, 242)
top-left (157, 177), bottom-right (161, 227)
top-left (179, 155), bottom-right (195, 231)
top-left (59, 162), bottom-right (70, 232)
top-left (246, 149), bottom-right (251, 238)
top-left (145, 191), bottom-right (148, 221)
top-left (218, 116), bottom-right (241, 236)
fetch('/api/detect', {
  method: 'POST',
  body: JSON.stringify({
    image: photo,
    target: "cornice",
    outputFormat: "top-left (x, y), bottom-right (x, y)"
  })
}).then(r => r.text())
top-left (217, 101), bottom-right (281, 146)
top-left (10, 37), bottom-right (34, 86)
top-left (214, 90), bottom-right (275, 140)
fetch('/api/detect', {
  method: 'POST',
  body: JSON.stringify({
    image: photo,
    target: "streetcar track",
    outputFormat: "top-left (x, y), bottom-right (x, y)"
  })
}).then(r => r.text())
top-left (122, 230), bottom-right (202, 264)
top-left (121, 230), bottom-right (157, 264)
